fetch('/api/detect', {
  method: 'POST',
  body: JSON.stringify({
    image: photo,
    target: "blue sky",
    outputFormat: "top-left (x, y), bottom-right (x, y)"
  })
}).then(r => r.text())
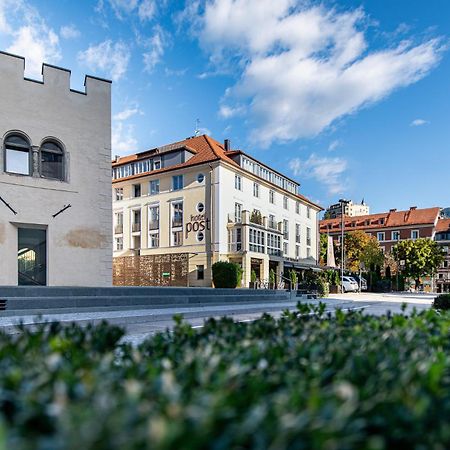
top-left (0, 0), bottom-right (449, 213)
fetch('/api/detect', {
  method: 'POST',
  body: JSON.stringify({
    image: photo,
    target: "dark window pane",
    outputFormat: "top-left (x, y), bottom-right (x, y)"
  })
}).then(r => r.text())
top-left (6, 135), bottom-right (29, 147)
top-left (41, 151), bottom-right (63, 180)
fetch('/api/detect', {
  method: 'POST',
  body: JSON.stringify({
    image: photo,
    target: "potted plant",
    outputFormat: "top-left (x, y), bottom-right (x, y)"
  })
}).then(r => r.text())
top-left (269, 268), bottom-right (276, 290)
top-left (329, 270), bottom-right (340, 294)
top-left (249, 269), bottom-right (257, 289)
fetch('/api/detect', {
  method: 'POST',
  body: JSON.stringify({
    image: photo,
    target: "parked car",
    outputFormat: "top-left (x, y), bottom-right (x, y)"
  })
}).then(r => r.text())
top-left (342, 276), bottom-right (359, 293)
top-left (351, 275), bottom-right (368, 291)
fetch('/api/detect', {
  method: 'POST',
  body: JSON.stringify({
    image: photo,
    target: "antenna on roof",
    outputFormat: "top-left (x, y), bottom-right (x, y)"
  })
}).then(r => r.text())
top-left (194, 118), bottom-right (200, 137)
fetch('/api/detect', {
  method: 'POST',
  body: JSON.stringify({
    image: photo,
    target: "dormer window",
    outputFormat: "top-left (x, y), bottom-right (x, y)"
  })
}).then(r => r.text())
top-left (4, 134), bottom-right (31, 175)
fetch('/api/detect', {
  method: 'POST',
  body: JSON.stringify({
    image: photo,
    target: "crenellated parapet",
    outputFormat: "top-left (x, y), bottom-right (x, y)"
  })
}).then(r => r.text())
top-left (0, 50), bottom-right (111, 97)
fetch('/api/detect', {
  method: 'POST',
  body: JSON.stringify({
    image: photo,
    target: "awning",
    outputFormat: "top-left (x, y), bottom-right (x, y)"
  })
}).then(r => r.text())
top-left (283, 258), bottom-right (322, 271)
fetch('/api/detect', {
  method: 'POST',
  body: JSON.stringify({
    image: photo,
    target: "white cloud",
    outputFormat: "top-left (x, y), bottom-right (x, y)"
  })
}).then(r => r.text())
top-left (78, 40), bottom-right (130, 81)
top-left (0, 0), bottom-right (61, 78)
top-left (143, 26), bottom-right (167, 72)
top-left (105, 0), bottom-right (155, 21)
top-left (113, 107), bottom-right (142, 121)
top-left (112, 122), bottom-right (138, 154)
top-left (138, 0), bottom-right (156, 21)
top-left (186, 0), bottom-right (445, 147)
top-left (410, 118), bottom-right (429, 126)
top-left (328, 140), bottom-right (341, 151)
top-left (218, 104), bottom-right (245, 119)
top-left (289, 154), bottom-right (348, 195)
top-left (60, 24), bottom-right (80, 39)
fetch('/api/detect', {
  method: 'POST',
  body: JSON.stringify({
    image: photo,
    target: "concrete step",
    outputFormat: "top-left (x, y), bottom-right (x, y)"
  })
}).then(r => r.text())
top-left (0, 286), bottom-right (290, 298)
top-left (2, 292), bottom-right (292, 311)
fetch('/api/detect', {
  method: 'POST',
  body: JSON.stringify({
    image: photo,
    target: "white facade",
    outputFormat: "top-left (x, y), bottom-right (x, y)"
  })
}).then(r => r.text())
top-left (325, 200), bottom-right (370, 218)
top-left (0, 51), bottom-right (112, 286)
top-left (112, 135), bottom-right (321, 287)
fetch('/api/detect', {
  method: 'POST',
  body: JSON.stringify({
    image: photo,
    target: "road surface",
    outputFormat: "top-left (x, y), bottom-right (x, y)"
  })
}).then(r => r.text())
top-left (0, 292), bottom-right (435, 345)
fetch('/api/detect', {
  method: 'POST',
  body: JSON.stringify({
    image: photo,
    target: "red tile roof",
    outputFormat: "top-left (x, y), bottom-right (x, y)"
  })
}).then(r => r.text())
top-left (320, 207), bottom-right (440, 232)
top-left (436, 218), bottom-right (450, 233)
top-left (112, 134), bottom-right (322, 209)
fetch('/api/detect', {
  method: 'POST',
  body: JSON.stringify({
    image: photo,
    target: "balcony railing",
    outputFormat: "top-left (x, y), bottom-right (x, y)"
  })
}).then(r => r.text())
top-left (114, 224), bottom-right (123, 234)
top-left (283, 232), bottom-right (289, 240)
top-left (295, 235), bottom-right (301, 243)
top-left (172, 219), bottom-right (183, 228)
top-left (306, 238), bottom-right (311, 246)
top-left (132, 223), bottom-right (141, 232)
top-left (228, 243), bottom-right (242, 252)
top-left (268, 220), bottom-right (278, 230)
top-left (149, 220), bottom-right (159, 231)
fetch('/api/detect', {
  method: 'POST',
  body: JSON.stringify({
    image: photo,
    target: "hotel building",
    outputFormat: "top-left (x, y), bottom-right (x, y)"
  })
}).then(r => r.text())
top-left (112, 135), bottom-right (322, 287)
top-left (0, 52), bottom-right (112, 286)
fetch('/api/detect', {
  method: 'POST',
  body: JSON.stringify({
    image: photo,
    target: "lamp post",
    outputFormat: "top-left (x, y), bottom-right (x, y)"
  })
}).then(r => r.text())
top-left (339, 199), bottom-right (350, 293)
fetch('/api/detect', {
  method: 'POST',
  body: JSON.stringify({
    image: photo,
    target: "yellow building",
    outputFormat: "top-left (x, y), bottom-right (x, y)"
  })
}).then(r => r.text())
top-left (112, 135), bottom-right (322, 287)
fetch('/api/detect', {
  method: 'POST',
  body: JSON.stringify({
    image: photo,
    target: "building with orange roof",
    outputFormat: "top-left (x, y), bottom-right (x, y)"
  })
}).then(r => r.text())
top-left (111, 134), bottom-right (322, 287)
top-left (320, 206), bottom-right (450, 292)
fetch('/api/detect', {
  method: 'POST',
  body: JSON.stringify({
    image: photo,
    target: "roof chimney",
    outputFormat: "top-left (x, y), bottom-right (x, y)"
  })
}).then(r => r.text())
top-left (224, 139), bottom-right (231, 151)
top-left (410, 206), bottom-right (417, 210)
top-left (389, 208), bottom-right (397, 213)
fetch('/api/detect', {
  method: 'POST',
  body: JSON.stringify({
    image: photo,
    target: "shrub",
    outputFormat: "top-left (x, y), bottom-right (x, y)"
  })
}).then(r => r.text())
top-left (212, 261), bottom-right (241, 288)
top-left (432, 293), bottom-right (450, 310)
top-left (269, 268), bottom-right (276, 285)
top-left (317, 278), bottom-right (329, 297)
top-left (1, 307), bottom-right (450, 449)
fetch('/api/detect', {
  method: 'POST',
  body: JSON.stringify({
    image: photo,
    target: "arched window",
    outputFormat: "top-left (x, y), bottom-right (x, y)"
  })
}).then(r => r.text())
top-left (4, 134), bottom-right (31, 175)
top-left (40, 141), bottom-right (64, 180)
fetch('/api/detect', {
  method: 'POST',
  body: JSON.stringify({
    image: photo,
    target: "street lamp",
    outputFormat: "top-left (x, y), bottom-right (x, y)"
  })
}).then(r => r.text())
top-left (339, 199), bottom-right (350, 293)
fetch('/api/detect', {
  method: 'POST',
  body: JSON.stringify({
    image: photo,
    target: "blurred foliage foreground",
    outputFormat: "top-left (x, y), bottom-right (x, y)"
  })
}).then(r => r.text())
top-left (1, 304), bottom-right (450, 450)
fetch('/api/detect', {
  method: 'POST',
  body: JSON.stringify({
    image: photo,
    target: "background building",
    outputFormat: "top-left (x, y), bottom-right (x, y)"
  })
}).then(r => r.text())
top-left (112, 135), bottom-right (322, 287)
top-left (324, 199), bottom-right (369, 219)
top-left (435, 219), bottom-right (450, 293)
top-left (320, 206), bottom-right (449, 291)
top-left (0, 51), bottom-right (112, 286)
top-left (320, 206), bottom-right (440, 253)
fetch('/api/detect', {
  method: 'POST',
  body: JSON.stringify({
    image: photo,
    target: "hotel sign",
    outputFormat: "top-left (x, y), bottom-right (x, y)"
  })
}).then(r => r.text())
top-left (185, 213), bottom-right (210, 237)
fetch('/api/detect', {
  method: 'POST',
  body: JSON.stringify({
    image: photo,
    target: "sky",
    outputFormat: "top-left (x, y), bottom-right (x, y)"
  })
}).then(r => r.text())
top-left (0, 0), bottom-right (449, 214)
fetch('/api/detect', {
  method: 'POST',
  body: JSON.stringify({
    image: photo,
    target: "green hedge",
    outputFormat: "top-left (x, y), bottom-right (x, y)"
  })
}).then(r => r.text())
top-left (212, 261), bottom-right (242, 288)
top-left (1, 306), bottom-right (450, 449)
top-left (433, 293), bottom-right (450, 310)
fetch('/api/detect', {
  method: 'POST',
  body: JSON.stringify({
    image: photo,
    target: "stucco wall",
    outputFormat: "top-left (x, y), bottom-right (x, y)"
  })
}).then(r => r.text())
top-left (0, 52), bottom-right (112, 286)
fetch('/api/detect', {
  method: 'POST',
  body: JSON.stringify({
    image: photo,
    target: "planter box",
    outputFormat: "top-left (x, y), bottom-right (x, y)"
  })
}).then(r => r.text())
top-left (329, 285), bottom-right (339, 294)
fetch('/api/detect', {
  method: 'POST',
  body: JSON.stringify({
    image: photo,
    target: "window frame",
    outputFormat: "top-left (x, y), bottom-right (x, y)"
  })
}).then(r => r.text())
top-left (40, 139), bottom-right (65, 181)
top-left (172, 174), bottom-right (184, 191)
top-left (4, 133), bottom-right (32, 176)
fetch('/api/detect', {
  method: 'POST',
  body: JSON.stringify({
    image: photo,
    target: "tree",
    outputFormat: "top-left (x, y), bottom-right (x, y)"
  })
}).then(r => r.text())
top-left (319, 233), bottom-right (328, 266)
top-left (392, 238), bottom-right (444, 290)
top-left (344, 230), bottom-right (384, 273)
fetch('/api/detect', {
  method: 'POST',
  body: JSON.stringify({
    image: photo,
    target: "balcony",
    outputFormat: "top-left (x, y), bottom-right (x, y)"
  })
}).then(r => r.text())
top-left (132, 223), bottom-right (141, 232)
top-left (149, 220), bottom-right (159, 231)
top-left (172, 219), bottom-right (183, 228)
top-left (114, 224), bottom-right (123, 234)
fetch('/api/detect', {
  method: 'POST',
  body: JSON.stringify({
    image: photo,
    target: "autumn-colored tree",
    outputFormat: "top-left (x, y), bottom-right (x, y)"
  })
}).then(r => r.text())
top-left (392, 238), bottom-right (444, 289)
top-left (343, 230), bottom-right (384, 273)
